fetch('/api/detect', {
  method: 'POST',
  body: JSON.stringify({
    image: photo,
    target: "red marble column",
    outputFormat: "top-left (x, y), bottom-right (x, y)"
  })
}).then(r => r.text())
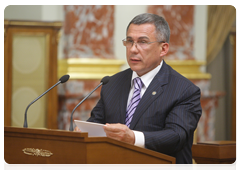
top-left (58, 5), bottom-right (115, 130)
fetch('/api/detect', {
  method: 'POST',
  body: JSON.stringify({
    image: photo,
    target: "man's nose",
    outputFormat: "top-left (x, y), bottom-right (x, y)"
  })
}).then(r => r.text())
top-left (129, 42), bottom-right (139, 53)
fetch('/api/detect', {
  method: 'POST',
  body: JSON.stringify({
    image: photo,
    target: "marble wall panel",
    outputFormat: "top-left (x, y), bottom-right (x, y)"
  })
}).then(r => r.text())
top-left (192, 79), bottom-right (225, 142)
top-left (58, 80), bottom-right (102, 130)
top-left (63, 5), bottom-right (114, 59)
top-left (148, 5), bottom-right (195, 60)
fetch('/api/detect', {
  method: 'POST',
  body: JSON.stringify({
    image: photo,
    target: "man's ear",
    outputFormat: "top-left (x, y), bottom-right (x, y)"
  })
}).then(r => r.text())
top-left (160, 43), bottom-right (169, 57)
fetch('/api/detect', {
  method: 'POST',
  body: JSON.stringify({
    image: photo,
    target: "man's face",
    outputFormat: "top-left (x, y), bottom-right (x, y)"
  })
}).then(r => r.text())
top-left (126, 23), bottom-right (168, 77)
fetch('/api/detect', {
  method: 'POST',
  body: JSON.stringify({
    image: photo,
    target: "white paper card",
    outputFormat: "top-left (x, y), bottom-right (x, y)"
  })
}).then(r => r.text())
top-left (74, 120), bottom-right (106, 137)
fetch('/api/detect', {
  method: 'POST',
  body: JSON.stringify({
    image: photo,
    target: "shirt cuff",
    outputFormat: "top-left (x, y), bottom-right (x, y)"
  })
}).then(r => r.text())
top-left (132, 130), bottom-right (145, 148)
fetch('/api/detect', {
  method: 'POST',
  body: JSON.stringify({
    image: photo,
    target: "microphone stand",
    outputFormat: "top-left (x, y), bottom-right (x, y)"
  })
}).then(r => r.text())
top-left (23, 81), bottom-right (61, 128)
top-left (69, 82), bottom-right (103, 131)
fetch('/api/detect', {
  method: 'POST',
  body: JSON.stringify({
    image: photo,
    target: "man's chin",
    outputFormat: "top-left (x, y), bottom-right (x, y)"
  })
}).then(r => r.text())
top-left (129, 66), bottom-right (140, 72)
top-left (130, 67), bottom-right (145, 76)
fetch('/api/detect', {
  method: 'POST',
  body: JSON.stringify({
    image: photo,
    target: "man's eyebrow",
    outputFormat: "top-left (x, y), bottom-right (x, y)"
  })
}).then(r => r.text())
top-left (138, 37), bottom-right (150, 40)
top-left (126, 36), bottom-right (150, 40)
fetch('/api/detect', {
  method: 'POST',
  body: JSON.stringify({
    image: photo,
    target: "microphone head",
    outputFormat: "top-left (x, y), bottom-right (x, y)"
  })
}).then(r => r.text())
top-left (101, 76), bottom-right (110, 85)
top-left (59, 75), bottom-right (70, 83)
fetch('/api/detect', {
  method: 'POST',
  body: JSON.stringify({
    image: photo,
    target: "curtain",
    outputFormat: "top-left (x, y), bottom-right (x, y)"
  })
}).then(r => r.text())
top-left (207, 5), bottom-right (236, 65)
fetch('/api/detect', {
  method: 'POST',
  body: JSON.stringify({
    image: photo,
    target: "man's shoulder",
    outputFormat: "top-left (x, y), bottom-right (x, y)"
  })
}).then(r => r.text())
top-left (103, 68), bottom-right (132, 87)
top-left (164, 61), bottom-right (198, 88)
top-left (111, 68), bottom-right (132, 79)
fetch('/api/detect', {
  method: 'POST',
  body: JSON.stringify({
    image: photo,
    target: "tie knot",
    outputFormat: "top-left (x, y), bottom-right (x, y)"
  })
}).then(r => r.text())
top-left (133, 77), bottom-right (143, 90)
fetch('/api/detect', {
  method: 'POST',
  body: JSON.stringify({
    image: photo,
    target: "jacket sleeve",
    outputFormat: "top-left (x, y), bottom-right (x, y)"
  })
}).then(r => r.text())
top-left (87, 90), bottom-right (106, 124)
top-left (143, 84), bottom-right (202, 155)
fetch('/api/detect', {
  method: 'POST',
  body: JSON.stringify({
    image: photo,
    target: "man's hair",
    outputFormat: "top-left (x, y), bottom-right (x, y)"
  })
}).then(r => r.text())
top-left (126, 13), bottom-right (170, 43)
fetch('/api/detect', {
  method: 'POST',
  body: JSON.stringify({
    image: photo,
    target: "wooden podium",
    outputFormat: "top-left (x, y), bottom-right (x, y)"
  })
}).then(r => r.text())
top-left (4, 126), bottom-right (175, 164)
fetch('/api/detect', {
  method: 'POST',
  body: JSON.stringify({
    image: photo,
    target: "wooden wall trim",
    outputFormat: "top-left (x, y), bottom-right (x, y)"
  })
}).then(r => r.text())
top-left (4, 25), bottom-right (13, 126)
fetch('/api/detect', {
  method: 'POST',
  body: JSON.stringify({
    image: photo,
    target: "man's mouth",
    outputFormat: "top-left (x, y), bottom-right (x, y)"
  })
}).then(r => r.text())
top-left (130, 58), bottom-right (141, 62)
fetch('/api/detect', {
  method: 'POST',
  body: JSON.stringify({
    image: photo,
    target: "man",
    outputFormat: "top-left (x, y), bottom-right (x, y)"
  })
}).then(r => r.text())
top-left (75, 13), bottom-right (202, 164)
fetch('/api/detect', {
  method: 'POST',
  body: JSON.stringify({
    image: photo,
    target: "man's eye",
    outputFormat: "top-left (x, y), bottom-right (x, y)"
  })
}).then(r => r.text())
top-left (127, 40), bottom-right (133, 43)
top-left (139, 41), bottom-right (147, 44)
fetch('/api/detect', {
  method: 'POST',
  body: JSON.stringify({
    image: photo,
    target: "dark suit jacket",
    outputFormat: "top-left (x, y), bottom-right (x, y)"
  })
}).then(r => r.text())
top-left (88, 60), bottom-right (202, 164)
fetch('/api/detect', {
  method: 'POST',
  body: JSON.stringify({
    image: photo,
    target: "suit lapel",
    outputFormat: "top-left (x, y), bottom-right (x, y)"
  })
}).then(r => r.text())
top-left (129, 60), bottom-right (170, 129)
top-left (119, 69), bottom-right (132, 124)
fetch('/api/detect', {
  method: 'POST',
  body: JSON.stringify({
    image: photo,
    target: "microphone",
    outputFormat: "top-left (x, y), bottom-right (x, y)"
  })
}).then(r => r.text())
top-left (69, 76), bottom-right (110, 131)
top-left (23, 75), bottom-right (70, 128)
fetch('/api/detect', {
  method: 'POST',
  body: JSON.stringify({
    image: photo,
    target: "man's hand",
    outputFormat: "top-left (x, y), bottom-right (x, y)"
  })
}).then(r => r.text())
top-left (74, 126), bottom-right (81, 132)
top-left (103, 123), bottom-right (135, 145)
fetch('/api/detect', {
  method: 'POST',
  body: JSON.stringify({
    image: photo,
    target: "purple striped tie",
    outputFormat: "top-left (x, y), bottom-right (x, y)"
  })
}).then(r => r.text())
top-left (125, 77), bottom-right (143, 127)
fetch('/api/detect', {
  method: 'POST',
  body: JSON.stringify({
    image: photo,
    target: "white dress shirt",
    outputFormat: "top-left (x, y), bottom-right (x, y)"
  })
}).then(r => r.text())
top-left (127, 61), bottom-right (163, 148)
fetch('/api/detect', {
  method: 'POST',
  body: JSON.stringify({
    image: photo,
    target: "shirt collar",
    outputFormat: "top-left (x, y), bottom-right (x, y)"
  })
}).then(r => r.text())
top-left (131, 60), bottom-right (163, 88)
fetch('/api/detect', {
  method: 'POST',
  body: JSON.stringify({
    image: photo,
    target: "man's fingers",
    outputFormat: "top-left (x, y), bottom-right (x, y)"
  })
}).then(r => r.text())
top-left (74, 126), bottom-right (81, 132)
top-left (103, 123), bottom-right (135, 144)
top-left (103, 123), bottom-right (126, 132)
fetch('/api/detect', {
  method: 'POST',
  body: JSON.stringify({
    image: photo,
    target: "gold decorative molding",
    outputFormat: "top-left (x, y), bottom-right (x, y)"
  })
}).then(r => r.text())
top-left (58, 58), bottom-right (210, 80)
top-left (58, 58), bottom-right (126, 79)
top-left (22, 148), bottom-right (53, 157)
top-left (165, 60), bottom-right (211, 79)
